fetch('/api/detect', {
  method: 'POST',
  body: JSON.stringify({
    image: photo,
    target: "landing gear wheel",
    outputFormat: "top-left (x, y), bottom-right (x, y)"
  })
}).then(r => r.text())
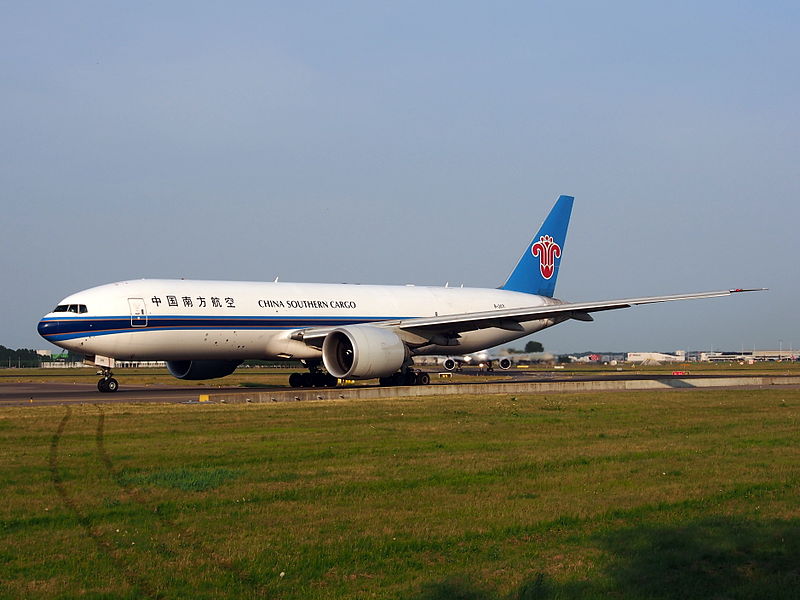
top-left (96, 366), bottom-right (118, 393)
top-left (378, 370), bottom-right (431, 387)
top-left (378, 373), bottom-right (407, 386)
top-left (97, 377), bottom-right (118, 393)
top-left (290, 372), bottom-right (339, 388)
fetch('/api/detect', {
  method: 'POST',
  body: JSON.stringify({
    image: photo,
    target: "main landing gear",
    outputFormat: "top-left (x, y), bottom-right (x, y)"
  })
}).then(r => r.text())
top-left (379, 369), bottom-right (430, 387)
top-left (288, 372), bottom-right (338, 388)
top-left (97, 367), bottom-right (119, 393)
top-left (288, 361), bottom-right (338, 388)
top-left (287, 362), bottom-right (432, 389)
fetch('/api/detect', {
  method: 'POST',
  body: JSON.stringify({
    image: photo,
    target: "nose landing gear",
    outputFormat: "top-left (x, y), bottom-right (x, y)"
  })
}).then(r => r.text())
top-left (97, 367), bottom-right (119, 393)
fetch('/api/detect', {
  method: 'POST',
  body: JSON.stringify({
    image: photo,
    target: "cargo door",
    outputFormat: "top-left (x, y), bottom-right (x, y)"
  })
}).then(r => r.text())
top-left (128, 298), bottom-right (148, 327)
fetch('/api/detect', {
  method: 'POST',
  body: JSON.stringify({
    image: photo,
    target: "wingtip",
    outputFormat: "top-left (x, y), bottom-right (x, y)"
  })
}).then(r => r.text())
top-left (729, 287), bottom-right (768, 293)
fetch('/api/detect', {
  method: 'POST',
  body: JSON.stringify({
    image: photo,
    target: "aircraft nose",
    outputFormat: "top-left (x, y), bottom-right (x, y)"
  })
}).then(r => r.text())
top-left (38, 318), bottom-right (60, 339)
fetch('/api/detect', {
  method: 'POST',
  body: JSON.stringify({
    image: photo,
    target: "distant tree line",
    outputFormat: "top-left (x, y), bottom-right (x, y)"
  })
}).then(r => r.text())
top-left (0, 345), bottom-right (83, 368)
top-left (0, 346), bottom-right (42, 368)
top-left (506, 341), bottom-right (544, 354)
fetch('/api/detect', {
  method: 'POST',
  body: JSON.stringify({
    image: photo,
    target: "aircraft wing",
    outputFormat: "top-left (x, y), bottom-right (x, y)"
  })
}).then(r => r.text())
top-left (294, 288), bottom-right (764, 345)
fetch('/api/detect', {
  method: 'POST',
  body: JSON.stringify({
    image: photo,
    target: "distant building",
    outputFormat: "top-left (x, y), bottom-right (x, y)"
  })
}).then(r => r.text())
top-left (601, 353), bottom-right (626, 363)
top-left (114, 360), bottom-right (166, 368)
top-left (627, 351), bottom-right (686, 363)
top-left (570, 353), bottom-right (602, 363)
top-left (700, 350), bottom-right (797, 362)
top-left (41, 361), bottom-right (87, 368)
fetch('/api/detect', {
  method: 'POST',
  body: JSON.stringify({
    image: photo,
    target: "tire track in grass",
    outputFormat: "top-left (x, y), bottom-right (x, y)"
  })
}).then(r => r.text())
top-left (49, 405), bottom-right (162, 599)
top-left (94, 405), bottom-right (264, 593)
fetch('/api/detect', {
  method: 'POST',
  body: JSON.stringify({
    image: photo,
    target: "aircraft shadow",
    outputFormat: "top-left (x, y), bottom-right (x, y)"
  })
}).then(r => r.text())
top-left (408, 516), bottom-right (800, 599)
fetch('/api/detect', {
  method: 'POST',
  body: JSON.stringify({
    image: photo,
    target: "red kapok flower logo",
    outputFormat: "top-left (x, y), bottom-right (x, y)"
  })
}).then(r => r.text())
top-left (531, 235), bottom-right (561, 279)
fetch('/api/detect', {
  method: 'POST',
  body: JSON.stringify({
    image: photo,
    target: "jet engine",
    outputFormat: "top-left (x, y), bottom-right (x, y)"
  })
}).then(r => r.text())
top-left (166, 359), bottom-right (242, 380)
top-left (498, 358), bottom-right (512, 370)
top-left (442, 358), bottom-right (457, 371)
top-left (322, 326), bottom-right (406, 379)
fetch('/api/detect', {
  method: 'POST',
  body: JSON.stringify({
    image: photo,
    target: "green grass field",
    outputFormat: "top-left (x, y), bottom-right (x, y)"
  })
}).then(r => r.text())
top-left (1, 388), bottom-right (799, 599)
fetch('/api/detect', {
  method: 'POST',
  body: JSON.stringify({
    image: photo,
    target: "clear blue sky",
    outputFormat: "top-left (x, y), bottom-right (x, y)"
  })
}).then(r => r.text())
top-left (2, 1), bottom-right (797, 354)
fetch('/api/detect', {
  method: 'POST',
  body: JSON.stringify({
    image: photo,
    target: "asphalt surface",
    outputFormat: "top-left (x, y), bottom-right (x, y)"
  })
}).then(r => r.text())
top-left (0, 382), bottom-right (245, 406)
top-left (2, 370), bottom-right (796, 407)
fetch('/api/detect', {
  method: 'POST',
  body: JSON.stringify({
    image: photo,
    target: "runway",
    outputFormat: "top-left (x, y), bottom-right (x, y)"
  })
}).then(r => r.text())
top-left (0, 382), bottom-right (246, 406)
top-left (2, 372), bottom-right (799, 407)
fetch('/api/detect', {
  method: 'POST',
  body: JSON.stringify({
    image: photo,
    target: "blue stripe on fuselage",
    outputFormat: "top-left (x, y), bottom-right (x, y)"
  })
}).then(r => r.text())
top-left (37, 315), bottom-right (403, 342)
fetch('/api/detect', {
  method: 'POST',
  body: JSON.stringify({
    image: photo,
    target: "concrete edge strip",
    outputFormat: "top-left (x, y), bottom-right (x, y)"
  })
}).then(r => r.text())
top-left (205, 376), bottom-right (800, 404)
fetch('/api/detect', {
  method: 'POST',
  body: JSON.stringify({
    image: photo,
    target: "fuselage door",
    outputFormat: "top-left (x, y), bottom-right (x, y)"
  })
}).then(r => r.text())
top-left (128, 298), bottom-right (148, 327)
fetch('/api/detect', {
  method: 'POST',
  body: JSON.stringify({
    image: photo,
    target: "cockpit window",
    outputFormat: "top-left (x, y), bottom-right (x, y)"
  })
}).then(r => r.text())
top-left (53, 304), bottom-right (87, 314)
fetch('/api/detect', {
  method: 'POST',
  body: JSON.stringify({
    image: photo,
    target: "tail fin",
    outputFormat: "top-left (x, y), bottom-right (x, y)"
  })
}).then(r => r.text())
top-left (500, 195), bottom-right (574, 297)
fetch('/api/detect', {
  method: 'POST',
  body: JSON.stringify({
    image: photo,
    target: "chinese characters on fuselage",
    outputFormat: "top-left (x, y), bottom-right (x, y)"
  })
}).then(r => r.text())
top-left (150, 296), bottom-right (236, 308)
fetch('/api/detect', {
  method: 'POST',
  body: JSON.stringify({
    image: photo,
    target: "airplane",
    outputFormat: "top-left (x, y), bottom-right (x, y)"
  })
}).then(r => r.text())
top-left (441, 349), bottom-right (559, 371)
top-left (37, 195), bottom-right (763, 392)
top-left (440, 351), bottom-right (515, 371)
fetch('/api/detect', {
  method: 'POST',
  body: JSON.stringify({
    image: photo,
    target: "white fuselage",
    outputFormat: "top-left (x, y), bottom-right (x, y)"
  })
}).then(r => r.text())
top-left (38, 279), bottom-right (560, 361)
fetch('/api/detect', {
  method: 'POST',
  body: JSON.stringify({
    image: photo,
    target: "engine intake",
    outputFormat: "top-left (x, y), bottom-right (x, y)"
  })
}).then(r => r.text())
top-left (322, 326), bottom-right (406, 379)
top-left (166, 360), bottom-right (242, 380)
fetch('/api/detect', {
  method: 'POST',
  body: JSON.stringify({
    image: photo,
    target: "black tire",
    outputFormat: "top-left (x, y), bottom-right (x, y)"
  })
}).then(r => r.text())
top-left (300, 373), bottom-right (313, 388)
top-left (106, 378), bottom-right (119, 392)
top-left (325, 375), bottom-right (338, 387)
top-left (97, 379), bottom-right (108, 393)
top-left (418, 372), bottom-right (431, 385)
top-left (288, 373), bottom-right (302, 388)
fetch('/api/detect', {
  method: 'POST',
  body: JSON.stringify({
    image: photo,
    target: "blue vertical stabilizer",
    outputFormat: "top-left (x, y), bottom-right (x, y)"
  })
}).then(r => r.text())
top-left (500, 195), bottom-right (574, 297)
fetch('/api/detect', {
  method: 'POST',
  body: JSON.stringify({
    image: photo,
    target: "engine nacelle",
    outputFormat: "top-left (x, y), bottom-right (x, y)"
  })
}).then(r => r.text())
top-left (322, 326), bottom-right (407, 379)
top-left (442, 358), bottom-right (457, 371)
top-left (166, 359), bottom-right (242, 380)
top-left (498, 358), bottom-right (512, 370)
